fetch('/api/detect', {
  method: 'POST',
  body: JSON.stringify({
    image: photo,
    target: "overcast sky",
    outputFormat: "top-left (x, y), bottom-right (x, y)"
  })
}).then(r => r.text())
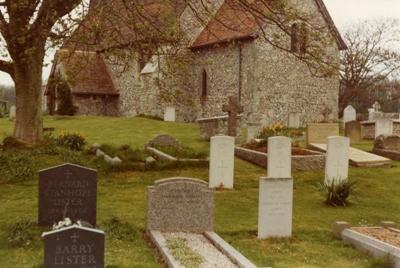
top-left (0, 0), bottom-right (400, 86)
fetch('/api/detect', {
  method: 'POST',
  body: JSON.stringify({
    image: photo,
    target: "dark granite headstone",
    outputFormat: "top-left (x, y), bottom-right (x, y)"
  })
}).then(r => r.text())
top-left (42, 225), bottom-right (104, 268)
top-left (39, 163), bottom-right (97, 226)
top-left (147, 177), bottom-right (214, 232)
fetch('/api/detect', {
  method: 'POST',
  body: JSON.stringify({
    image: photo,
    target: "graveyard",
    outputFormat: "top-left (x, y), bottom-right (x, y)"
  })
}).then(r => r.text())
top-left (0, 115), bottom-right (400, 267)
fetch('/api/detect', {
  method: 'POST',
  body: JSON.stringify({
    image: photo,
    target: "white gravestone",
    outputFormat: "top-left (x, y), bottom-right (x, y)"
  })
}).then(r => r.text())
top-left (343, 105), bottom-right (356, 124)
top-left (288, 113), bottom-right (301, 128)
top-left (9, 105), bottom-right (16, 121)
top-left (164, 107), bottom-right (176, 122)
top-left (368, 108), bottom-right (375, 121)
top-left (267, 136), bottom-right (291, 178)
top-left (375, 118), bottom-right (393, 138)
top-left (258, 136), bottom-right (293, 239)
top-left (246, 123), bottom-right (261, 142)
top-left (209, 135), bottom-right (235, 189)
top-left (325, 136), bottom-right (350, 185)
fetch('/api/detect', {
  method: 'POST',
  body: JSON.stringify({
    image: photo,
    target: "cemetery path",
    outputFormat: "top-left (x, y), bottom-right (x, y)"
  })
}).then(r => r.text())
top-left (309, 143), bottom-right (391, 167)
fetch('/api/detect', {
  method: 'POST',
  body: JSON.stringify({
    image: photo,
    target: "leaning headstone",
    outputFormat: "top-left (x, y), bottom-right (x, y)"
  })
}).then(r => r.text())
top-left (325, 136), bottom-right (350, 185)
top-left (222, 96), bottom-right (244, 137)
top-left (9, 105), bottom-right (16, 121)
top-left (258, 136), bottom-right (293, 239)
top-left (164, 107), bottom-right (176, 122)
top-left (147, 178), bottom-right (213, 232)
top-left (288, 113), bottom-right (301, 128)
top-left (39, 163), bottom-right (97, 226)
top-left (343, 105), bottom-right (356, 124)
top-left (345, 120), bottom-right (361, 144)
top-left (42, 225), bottom-right (104, 268)
top-left (209, 135), bottom-right (235, 189)
top-left (375, 118), bottom-right (393, 138)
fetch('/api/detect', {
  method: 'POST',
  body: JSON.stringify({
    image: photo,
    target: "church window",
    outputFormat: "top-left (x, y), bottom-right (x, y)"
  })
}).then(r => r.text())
top-left (201, 69), bottom-right (207, 100)
top-left (290, 23), bottom-right (299, 52)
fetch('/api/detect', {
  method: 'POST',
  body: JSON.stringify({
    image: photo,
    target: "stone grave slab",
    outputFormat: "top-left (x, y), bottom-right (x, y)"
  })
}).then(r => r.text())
top-left (164, 107), bottom-right (176, 122)
top-left (306, 123), bottom-right (339, 144)
top-left (209, 135), bottom-right (235, 189)
top-left (42, 225), bottom-right (104, 268)
top-left (345, 120), bottom-right (362, 144)
top-left (309, 143), bottom-right (391, 168)
top-left (39, 163), bottom-right (97, 226)
top-left (147, 177), bottom-right (256, 268)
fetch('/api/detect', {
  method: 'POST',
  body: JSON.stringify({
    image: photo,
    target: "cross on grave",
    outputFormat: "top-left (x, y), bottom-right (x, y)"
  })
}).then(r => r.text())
top-left (222, 96), bottom-right (244, 137)
top-left (71, 232), bottom-right (79, 243)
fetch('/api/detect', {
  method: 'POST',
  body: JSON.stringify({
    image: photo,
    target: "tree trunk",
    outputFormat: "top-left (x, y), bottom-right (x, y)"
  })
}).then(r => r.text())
top-left (12, 54), bottom-right (44, 144)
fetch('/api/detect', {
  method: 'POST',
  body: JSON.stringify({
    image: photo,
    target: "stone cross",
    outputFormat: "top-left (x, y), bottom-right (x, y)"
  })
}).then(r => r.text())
top-left (373, 101), bottom-right (381, 112)
top-left (222, 96), bottom-right (243, 137)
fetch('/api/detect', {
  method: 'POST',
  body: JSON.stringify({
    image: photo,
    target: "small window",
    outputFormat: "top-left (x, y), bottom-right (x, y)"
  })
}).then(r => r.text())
top-left (201, 69), bottom-right (207, 100)
top-left (299, 23), bottom-right (308, 54)
top-left (290, 23), bottom-right (298, 53)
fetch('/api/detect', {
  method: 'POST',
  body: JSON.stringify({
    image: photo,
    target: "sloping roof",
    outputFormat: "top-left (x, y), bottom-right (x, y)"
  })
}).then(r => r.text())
top-left (63, 0), bottom-right (186, 52)
top-left (191, 0), bottom-right (347, 50)
top-left (56, 50), bottom-right (118, 96)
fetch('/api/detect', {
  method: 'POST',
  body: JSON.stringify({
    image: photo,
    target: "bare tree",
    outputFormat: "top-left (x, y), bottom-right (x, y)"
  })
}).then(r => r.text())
top-left (339, 18), bottom-right (400, 113)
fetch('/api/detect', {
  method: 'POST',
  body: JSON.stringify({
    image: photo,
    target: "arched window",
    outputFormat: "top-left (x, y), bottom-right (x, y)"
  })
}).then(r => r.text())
top-left (201, 69), bottom-right (207, 100)
top-left (290, 23), bottom-right (299, 52)
top-left (299, 23), bottom-right (308, 54)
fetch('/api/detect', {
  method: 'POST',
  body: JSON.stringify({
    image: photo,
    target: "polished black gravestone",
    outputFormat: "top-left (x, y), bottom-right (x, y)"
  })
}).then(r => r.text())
top-left (39, 163), bottom-right (97, 226)
top-left (42, 225), bottom-right (104, 268)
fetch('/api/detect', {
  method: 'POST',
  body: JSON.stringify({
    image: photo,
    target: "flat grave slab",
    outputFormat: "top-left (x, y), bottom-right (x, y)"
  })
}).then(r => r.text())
top-left (309, 143), bottom-right (391, 167)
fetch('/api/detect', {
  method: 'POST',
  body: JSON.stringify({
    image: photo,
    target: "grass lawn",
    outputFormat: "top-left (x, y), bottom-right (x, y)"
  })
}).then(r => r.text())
top-left (0, 116), bottom-right (399, 268)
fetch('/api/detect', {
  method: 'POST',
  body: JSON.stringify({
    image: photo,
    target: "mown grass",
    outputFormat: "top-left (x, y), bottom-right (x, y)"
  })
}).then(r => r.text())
top-left (0, 116), bottom-right (399, 268)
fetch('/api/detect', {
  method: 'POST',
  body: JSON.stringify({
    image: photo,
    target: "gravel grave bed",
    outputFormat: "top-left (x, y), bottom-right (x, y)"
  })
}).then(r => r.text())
top-left (352, 227), bottom-right (400, 247)
top-left (163, 232), bottom-right (238, 268)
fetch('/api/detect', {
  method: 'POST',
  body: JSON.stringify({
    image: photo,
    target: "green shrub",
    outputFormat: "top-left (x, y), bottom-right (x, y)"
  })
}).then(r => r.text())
top-left (321, 179), bottom-right (356, 206)
top-left (57, 132), bottom-right (86, 151)
top-left (2, 136), bottom-right (26, 149)
top-left (7, 220), bottom-right (37, 248)
top-left (0, 153), bottom-right (35, 182)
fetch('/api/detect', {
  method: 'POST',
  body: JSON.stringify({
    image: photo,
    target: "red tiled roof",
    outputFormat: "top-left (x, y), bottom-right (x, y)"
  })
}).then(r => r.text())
top-left (56, 50), bottom-right (118, 96)
top-left (191, 0), bottom-right (347, 50)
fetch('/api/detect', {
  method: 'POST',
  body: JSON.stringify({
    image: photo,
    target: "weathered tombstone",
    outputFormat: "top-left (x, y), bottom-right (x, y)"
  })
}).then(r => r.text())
top-left (258, 136), bottom-right (293, 239)
top-left (147, 178), bottom-right (213, 232)
top-left (209, 135), bottom-right (235, 189)
top-left (374, 135), bottom-right (400, 151)
top-left (375, 118), bottom-right (393, 138)
top-left (288, 113), bottom-right (301, 128)
top-left (164, 106), bottom-right (176, 122)
top-left (9, 105), bottom-right (16, 121)
top-left (42, 225), bottom-right (104, 268)
top-left (343, 105), bottom-right (356, 124)
top-left (222, 96), bottom-right (244, 137)
top-left (246, 122), bottom-right (261, 142)
top-left (39, 163), bottom-right (97, 226)
top-left (325, 136), bottom-right (350, 185)
top-left (306, 123), bottom-right (339, 144)
top-left (345, 120), bottom-right (361, 144)
top-left (145, 134), bottom-right (181, 148)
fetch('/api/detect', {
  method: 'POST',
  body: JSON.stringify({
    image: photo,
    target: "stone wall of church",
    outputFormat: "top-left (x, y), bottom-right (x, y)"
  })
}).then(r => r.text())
top-left (73, 95), bottom-right (119, 116)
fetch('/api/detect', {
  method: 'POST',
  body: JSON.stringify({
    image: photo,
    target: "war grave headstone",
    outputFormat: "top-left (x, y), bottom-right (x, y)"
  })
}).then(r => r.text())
top-left (345, 120), bottom-right (362, 144)
top-left (147, 178), bottom-right (256, 268)
top-left (246, 122), bottom-right (261, 142)
top-left (375, 118), bottom-right (393, 138)
top-left (164, 107), bottom-right (176, 122)
top-left (42, 225), bottom-right (104, 268)
top-left (288, 113), bottom-right (301, 128)
top-left (222, 96), bottom-right (244, 137)
top-left (325, 136), bottom-right (350, 185)
top-left (39, 163), bottom-right (97, 226)
top-left (343, 105), bottom-right (356, 124)
top-left (209, 135), bottom-right (235, 189)
top-left (258, 136), bottom-right (293, 239)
